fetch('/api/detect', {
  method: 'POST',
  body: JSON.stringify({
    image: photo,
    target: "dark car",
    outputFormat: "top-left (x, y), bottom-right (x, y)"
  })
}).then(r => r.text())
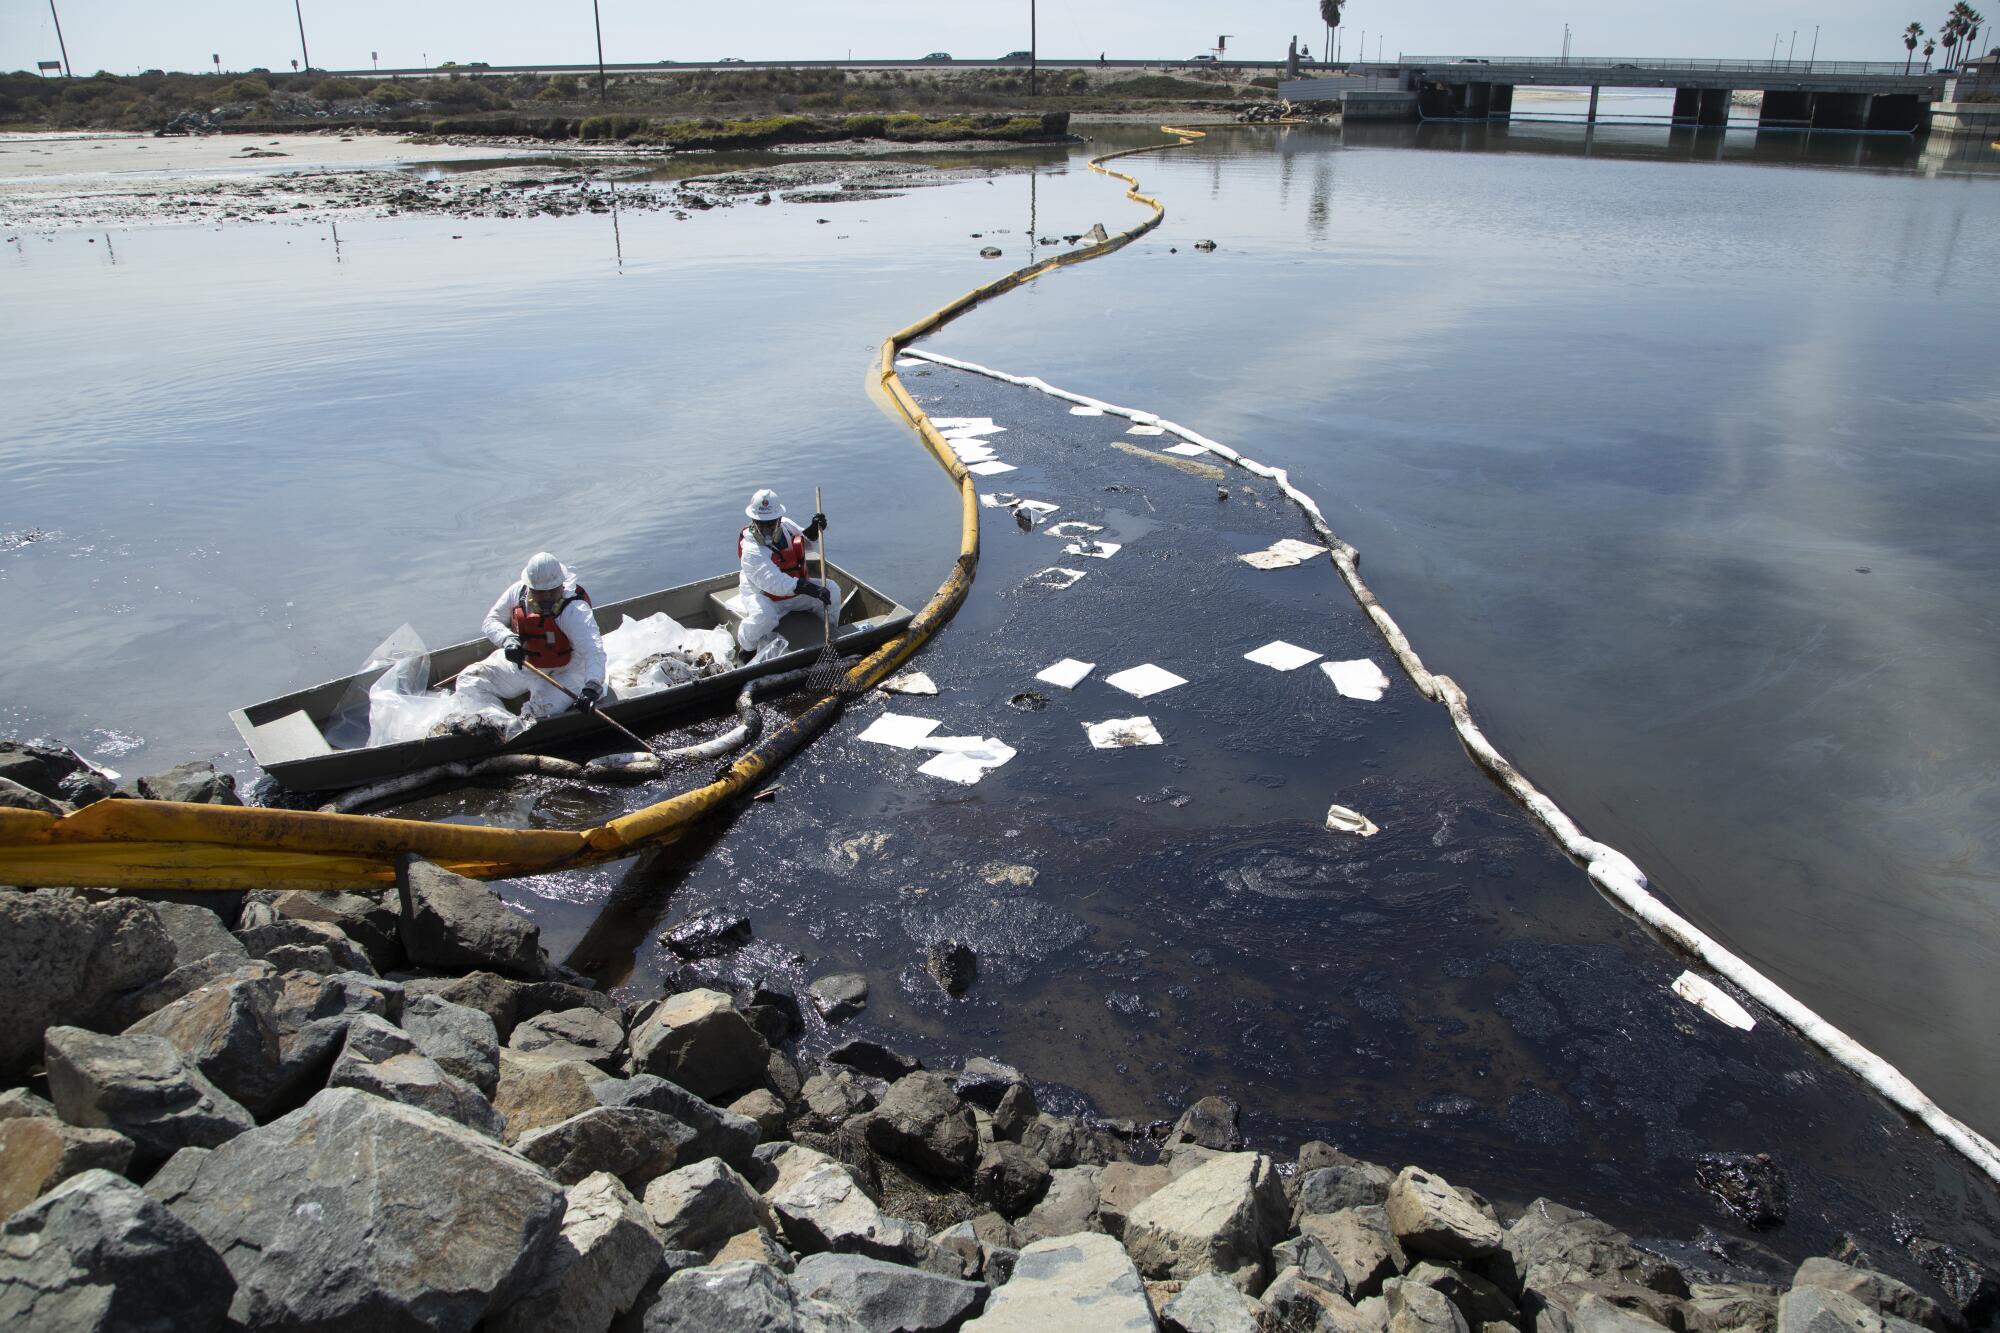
top-left (718, 56), bottom-right (746, 64)
top-left (998, 51), bottom-right (1032, 63)
top-left (922, 52), bottom-right (953, 63)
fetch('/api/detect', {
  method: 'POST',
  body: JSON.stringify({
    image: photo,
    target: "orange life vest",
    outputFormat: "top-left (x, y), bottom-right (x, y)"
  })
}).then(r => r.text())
top-left (510, 585), bottom-right (590, 668)
top-left (740, 525), bottom-right (807, 601)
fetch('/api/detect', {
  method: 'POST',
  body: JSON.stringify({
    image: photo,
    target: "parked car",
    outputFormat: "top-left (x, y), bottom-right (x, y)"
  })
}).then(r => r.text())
top-left (998, 51), bottom-right (1033, 63)
top-left (1452, 57), bottom-right (1489, 64)
top-left (718, 56), bottom-right (745, 64)
top-left (1189, 54), bottom-right (1217, 62)
top-left (922, 52), bottom-right (953, 63)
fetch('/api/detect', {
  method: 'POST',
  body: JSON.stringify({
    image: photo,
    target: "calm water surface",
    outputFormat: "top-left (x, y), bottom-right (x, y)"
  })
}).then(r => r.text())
top-left (4, 122), bottom-right (1998, 1176)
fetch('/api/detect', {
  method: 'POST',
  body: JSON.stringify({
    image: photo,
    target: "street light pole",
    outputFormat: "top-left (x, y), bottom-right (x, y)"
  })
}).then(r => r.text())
top-left (1808, 24), bottom-right (1819, 68)
top-left (1030, 0), bottom-right (1037, 97)
top-left (1787, 29), bottom-right (1797, 65)
top-left (592, 0), bottom-right (607, 102)
top-left (47, 0), bottom-right (71, 78)
top-left (293, 0), bottom-right (310, 72)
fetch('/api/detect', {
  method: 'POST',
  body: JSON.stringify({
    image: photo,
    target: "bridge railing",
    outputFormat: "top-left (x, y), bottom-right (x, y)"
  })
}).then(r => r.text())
top-left (1393, 56), bottom-right (1924, 76)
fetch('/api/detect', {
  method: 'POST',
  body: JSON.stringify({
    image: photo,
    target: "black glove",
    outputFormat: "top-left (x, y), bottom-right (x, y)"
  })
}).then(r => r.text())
top-left (576, 683), bottom-right (602, 712)
top-left (503, 636), bottom-right (525, 665)
top-left (793, 578), bottom-right (829, 604)
top-left (806, 511), bottom-right (828, 539)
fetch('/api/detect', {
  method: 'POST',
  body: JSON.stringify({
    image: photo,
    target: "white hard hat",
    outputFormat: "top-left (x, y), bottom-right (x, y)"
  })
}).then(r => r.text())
top-left (523, 551), bottom-right (565, 591)
top-left (745, 489), bottom-right (785, 522)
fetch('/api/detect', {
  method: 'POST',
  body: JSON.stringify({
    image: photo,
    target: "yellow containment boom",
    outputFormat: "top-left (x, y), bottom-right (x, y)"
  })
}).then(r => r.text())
top-left (0, 127), bottom-right (1209, 895)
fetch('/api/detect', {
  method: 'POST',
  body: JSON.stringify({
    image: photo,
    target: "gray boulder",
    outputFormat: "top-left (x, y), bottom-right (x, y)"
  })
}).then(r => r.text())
top-left (643, 1158), bottom-right (776, 1255)
top-left (639, 1259), bottom-right (861, 1332)
top-left (1016, 1165), bottom-right (1103, 1243)
top-left (129, 761), bottom-right (240, 805)
top-left (828, 1039), bottom-right (924, 1082)
top-left (490, 1171), bottom-right (663, 1333)
top-left (731, 1088), bottom-right (789, 1141)
top-left (1405, 1260), bottom-right (1519, 1325)
top-left (0, 1117), bottom-right (134, 1221)
top-left (794, 1251), bottom-right (988, 1332)
top-left (1295, 1158), bottom-right (1397, 1221)
top-left (266, 967), bottom-right (401, 1096)
top-left (1272, 1233), bottom-right (1351, 1296)
top-left (0, 1169), bottom-right (234, 1332)
top-left (401, 993), bottom-right (501, 1097)
top-left (1167, 1095), bottom-right (1245, 1152)
top-left (497, 1049), bottom-right (617, 1144)
top-left (1683, 1283), bottom-right (1780, 1333)
top-left (148, 902), bottom-right (247, 970)
top-left (1121, 1151), bottom-right (1288, 1291)
top-left (1567, 1292), bottom-right (1679, 1333)
top-left (405, 971), bottom-right (521, 1037)
top-left (0, 1089), bottom-right (56, 1122)
top-left (1097, 1161), bottom-right (1172, 1240)
top-left (0, 890), bottom-right (175, 1075)
top-left (1300, 1205), bottom-right (1404, 1299)
top-left (763, 1143), bottom-right (930, 1263)
top-left (397, 856), bottom-right (546, 979)
top-left (513, 1005), bottom-right (627, 1071)
top-left (865, 1071), bottom-right (980, 1184)
top-left (596, 1073), bottom-right (761, 1169)
top-left (125, 964), bottom-right (287, 1116)
top-left (809, 973), bottom-right (869, 1023)
top-left (804, 1070), bottom-right (888, 1125)
top-left (516, 1106), bottom-right (679, 1189)
top-left (1493, 1198), bottom-right (1688, 1302)
top-left (961, 1232), bottom-right (1153, 1331)
top-left (162, 1087), bottom-right (565, 1331)
top-left (1162, 1270), bottom-right (1266, 1332)
top-left (990, 1084), bottom-right (1036, 1142)
top-left (237, 919), bottom-right (376, 977)
top-left (1016, 1113), bottom-right (1117, 1169)
top-left (0, 775), bottom-right (63, 814)
top-left (1792, 1259), bottom-right (1955, 1333)
top-left (0, 740), bottom-right (84, 798)
top-left (329, 1014), bottom-right (506, 1138)
top-left (628, 989), bottom-right (768, 1101)
top-left (953, 1058), bottom-right (1026, 1111)
top-left (975, 1141), bottom-right (1052, 1218)
top-left (1262, 1265), bottom-right (1364, 1332)
top-left (1385, 1276), bottom-right (1472, 1333)
top-left (43, 1027), bottom-right (254, 1166)
top-left (1385, 1167), bottom-right (1503, 1263)
top-left (254, 888), bottom-right (403, 973)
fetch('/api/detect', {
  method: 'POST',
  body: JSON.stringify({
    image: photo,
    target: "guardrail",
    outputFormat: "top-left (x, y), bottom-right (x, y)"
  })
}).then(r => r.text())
top-left (1396, 56), bottom-right (1925, 76)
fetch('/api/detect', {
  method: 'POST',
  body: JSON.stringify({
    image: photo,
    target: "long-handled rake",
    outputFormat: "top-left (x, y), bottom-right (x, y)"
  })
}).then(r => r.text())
top-left (805, 485), bottom-right (849, 693)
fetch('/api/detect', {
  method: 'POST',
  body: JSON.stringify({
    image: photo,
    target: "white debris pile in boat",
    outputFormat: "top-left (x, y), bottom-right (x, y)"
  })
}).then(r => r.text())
top-left (602, 611), bottom-right (736, 696)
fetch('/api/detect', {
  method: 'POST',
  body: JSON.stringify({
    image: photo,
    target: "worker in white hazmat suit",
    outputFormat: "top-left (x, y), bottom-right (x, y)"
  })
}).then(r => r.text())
top-left (454, 552), bottom-right (608, 721)
top-left (732, 489), bottom-right (838, 659)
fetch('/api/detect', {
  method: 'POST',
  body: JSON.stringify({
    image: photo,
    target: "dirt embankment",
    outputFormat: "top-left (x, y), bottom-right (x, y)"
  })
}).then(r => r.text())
top-left (0, 130), bottom-right (1032, 230)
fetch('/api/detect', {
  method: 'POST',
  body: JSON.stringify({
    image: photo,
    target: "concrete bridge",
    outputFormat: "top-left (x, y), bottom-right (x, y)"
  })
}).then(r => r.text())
top-left (1283, 56), bottom-right (1946, 131)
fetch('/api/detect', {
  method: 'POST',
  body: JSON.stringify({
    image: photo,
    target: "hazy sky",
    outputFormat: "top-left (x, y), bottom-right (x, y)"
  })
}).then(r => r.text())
top-left (2, 1), bottom-right (1971, 76)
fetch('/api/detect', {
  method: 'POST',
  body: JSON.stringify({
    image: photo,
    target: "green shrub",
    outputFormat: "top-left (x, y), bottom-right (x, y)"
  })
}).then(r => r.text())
top-left (368, 82), bottom-right (417, 105)
top-left (312, 77), bottom-right (362, 99)
top-left (842, 113), bottom-right (886, 137)
top-left (217, 77), bottom-right (271, 101)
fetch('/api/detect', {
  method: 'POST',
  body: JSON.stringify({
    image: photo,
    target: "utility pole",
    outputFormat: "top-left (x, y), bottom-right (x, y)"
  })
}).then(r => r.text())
top-left (1030, 0), bottom-right (1037, 96)
top-left (293, 0), bottom-right (310, 72)
top-left (592, 0), bottom-right (608, 102)
top-left (48, 0), bottom-right (71, 78)
top-left (1808, 24), bottom-right (1819, 68)
top-left (1787, 29), bottom-right (1797, 65)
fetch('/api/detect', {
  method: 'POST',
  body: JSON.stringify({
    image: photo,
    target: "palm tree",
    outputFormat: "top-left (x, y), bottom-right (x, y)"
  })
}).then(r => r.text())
top-left (1905, 21), bottom-right (1926, 72)
top-left (1319, 0), bottom-right (1343, 63)
top-left (1924, 36), bottom-right (1937, 66)
top-left (1939, 12), bottom-right (1961, 67)
top-left (1963, 5), bottom-right (1986, 60)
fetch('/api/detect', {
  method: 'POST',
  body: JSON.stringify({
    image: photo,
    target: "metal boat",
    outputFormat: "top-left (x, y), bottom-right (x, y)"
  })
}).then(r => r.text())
top-left (229, 562), bottom-right (911, 792)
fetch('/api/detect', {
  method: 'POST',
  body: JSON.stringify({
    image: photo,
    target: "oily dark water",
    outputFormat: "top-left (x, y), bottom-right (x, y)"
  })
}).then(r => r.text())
top-left (4, 122), bottom-right (1998, 1274)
